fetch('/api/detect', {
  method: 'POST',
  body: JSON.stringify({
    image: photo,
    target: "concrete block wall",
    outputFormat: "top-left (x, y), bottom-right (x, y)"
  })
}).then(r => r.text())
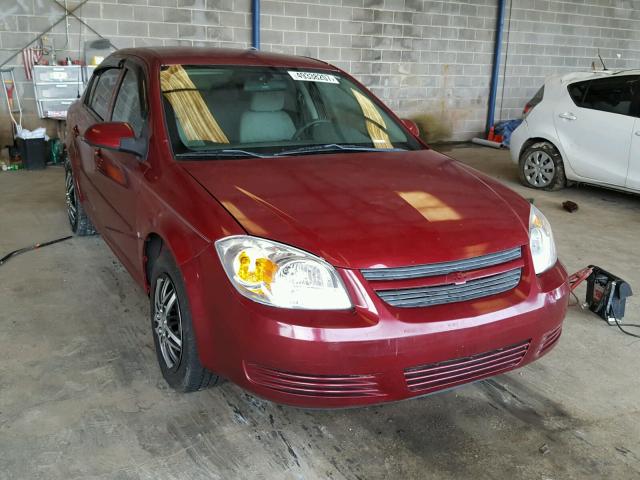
top-left (496, 0), bottom-right (640, 122)
top-left (1, 0), bottom-right (640, 146)
top-left (262, 0), bottom-right (500, 141)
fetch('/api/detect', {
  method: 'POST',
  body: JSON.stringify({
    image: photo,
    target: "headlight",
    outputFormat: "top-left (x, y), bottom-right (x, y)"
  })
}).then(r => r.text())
top-left (529, 205), bottom-right (557, 274)
top-left (215, 235), bottom-right (352, 310)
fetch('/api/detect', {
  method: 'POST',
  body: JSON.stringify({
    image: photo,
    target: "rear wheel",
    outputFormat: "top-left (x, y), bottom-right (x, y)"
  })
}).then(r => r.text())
top-left (64, 157), bottom-right (96, 235)
top-left (519, 142), bottom-right (566, 191)
top-left (150, 248), bottom-right (219, 392)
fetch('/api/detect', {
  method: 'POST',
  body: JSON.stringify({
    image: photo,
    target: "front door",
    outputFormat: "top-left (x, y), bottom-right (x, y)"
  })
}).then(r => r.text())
top-left (90, 63), bottom-right (149, 279)
top-left (75, 66), bottom-right (122, 226)
top-left (554, 76), bottom-right (636, 187)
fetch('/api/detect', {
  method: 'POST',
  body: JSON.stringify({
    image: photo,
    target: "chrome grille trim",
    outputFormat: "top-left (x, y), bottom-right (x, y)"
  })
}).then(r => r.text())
top-left (377, 268), bottom-right (521, 308)
top-left (538, 325), bottom-right (562, 355)
top-left (404, 340), bottom-right (530, 393)
top-left (245, 363), bottom-right (384, 398)
top-left (361, 247), bottom-right (522, 281)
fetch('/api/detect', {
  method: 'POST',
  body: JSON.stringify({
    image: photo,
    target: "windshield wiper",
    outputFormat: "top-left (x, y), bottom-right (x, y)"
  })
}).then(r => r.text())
top-left (176, 149), bottom-right (272, 159)
top-left (277, 144), bottom-right (406, 156)
top-left (176, 144), bottom-right (407, 160)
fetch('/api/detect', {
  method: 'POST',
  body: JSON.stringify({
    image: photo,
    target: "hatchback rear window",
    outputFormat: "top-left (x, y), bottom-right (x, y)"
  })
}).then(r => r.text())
top-left (523, 86), bottom-right (544, 115)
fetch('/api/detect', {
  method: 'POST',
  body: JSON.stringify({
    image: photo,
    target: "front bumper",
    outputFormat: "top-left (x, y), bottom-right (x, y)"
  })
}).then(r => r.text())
top-left (184, 250), bottom-right (569, 408)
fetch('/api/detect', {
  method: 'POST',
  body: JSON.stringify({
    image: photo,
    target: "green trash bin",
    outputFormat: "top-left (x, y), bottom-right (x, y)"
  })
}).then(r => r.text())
top-left (49, 138), bottom-right (63, 165)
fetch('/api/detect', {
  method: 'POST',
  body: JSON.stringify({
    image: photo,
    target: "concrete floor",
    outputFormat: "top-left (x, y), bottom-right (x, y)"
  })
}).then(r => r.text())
top-left (1, 146), bottom-right (639, 480)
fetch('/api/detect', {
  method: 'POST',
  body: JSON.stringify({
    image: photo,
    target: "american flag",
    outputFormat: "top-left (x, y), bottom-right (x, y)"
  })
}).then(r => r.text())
top-left (22, 47), bottom-right (43, 81)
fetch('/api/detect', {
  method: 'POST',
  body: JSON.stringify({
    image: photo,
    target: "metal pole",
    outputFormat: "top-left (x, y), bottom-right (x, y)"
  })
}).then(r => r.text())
top-left (252, 0), bottom-right (260, 49)
top-left (486, 0), bottom-right (507, 137)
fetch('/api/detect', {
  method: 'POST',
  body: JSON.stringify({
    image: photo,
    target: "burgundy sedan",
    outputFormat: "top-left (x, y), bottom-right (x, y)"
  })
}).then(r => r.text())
top-left (64, 47), bottom-right (568, 408)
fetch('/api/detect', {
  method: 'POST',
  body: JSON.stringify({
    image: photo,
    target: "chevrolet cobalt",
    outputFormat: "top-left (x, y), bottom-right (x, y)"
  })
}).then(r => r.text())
top-left (64, 48), bottom-right (568, 407)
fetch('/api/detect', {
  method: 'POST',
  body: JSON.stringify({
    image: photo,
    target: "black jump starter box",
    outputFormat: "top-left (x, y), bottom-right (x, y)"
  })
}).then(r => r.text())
top-left (586, 265), bottom-right (633, 324)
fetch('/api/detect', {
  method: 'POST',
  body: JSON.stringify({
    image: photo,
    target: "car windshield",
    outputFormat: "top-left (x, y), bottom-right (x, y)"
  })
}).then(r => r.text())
top-left (160, 65), bottom-right (422, 158)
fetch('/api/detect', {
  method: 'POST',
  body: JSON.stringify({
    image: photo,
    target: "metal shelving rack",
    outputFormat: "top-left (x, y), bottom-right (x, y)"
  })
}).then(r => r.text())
top-left (32, 65), bottom-right (84, 120)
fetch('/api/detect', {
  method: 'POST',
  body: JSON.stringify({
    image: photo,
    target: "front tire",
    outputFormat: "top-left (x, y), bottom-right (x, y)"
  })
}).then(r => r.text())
top-left (64, 158), bottom-right (96, 235)
top-left (150, 248), bottom-right (219, 392)
top-left (519, 142), bottom-right (566, 191)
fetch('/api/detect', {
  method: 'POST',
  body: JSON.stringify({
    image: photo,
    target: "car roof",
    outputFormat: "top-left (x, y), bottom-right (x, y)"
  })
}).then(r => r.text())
top-left (112, 47), bottom-right (338, 71)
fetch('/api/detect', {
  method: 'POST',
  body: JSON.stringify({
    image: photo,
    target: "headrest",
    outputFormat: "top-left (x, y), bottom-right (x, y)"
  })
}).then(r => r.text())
top-left (250, 91), bottom-right (286, 112)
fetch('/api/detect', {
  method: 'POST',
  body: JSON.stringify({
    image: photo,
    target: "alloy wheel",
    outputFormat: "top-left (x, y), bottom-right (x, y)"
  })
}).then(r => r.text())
top-left (65, 170), bottom-right (78, 228)
top-left (523, 150), bottom-right (555, 187)
top-left (153, 274), bottom-right (183, 369)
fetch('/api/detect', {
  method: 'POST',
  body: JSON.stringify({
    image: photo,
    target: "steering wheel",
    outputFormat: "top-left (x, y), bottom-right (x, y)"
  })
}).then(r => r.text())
top-left (292, 119), bottom-right (332, 140)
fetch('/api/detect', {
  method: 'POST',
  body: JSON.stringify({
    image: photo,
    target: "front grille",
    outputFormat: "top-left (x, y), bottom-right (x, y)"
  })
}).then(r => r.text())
top-left (361, 247), bottom-right (522, 281)
top-left (245, 363), bottom-right (383, 398)
top-left (376, 268), bottom-right (521, 308)
top-left (404, 340), bottom-right (530, 393)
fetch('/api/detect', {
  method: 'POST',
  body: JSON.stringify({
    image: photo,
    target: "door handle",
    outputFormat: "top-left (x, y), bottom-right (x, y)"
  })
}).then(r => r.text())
top-left (558, 112), bottom-right (577, 120)
top-left (635, 131), bottom-right (640, 136)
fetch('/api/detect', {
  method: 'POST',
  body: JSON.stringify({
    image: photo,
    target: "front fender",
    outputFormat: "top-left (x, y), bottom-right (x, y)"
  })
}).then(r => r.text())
top-left (134, 163), bottom-right (245, 290)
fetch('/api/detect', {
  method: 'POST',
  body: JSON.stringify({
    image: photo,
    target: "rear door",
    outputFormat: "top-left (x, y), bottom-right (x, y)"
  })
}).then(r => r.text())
top-left (554, 76), bottom-right (636, 187)
top-left (89, 61), bottom-right (149, 277)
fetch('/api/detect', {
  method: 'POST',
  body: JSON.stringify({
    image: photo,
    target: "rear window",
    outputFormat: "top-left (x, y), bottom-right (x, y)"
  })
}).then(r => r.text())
top-left (530, 86), bottom-right (544, 105)
top-left (524, 86), bottom-right (544, 115)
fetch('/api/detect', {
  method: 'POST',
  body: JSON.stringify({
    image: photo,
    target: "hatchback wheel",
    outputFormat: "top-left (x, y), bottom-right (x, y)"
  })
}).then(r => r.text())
top-left (150, 248), bottom-right (219, 392)
top-left (519, 142), bottom-right (566, 191)
top-left (64, 157), bottom-right (96, 235)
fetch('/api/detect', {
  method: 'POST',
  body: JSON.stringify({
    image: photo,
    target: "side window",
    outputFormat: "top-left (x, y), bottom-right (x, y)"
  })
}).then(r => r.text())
top-left (581, 77), bottom-right (634, 116)
top-left (88, 68), bottom-right (121, 120)
top-left (83, 74), bottom-right (98, 105)
top-left (112, 69), bottom-right (145, 137)
top-left (568, 81), bottom-right (589, 107)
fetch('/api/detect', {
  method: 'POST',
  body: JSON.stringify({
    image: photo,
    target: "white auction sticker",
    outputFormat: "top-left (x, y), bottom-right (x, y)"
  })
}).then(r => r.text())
top-left (288, 71), bottom-right (339, 84)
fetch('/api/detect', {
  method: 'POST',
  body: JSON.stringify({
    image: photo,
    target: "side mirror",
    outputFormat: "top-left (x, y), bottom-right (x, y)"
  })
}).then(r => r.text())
top-left (84, 122), bottom-right (145, 157)
top-left (401, 119), bottom-right (420, 137)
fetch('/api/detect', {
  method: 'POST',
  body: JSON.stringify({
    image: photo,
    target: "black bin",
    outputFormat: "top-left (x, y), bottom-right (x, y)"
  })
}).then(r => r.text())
top-left (16, 137), bottom-right (46, 170)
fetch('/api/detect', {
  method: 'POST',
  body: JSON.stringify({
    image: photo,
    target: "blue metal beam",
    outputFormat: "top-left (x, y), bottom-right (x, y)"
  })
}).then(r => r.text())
top-left (486, 0), bottom-right (507, 136)
top-left (252, 0), bottom-right (260, 49)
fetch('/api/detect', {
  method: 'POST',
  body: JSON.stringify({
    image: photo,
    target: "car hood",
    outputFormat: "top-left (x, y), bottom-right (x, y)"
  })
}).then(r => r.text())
top-left (181, 150), bottom-right (530, 269)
